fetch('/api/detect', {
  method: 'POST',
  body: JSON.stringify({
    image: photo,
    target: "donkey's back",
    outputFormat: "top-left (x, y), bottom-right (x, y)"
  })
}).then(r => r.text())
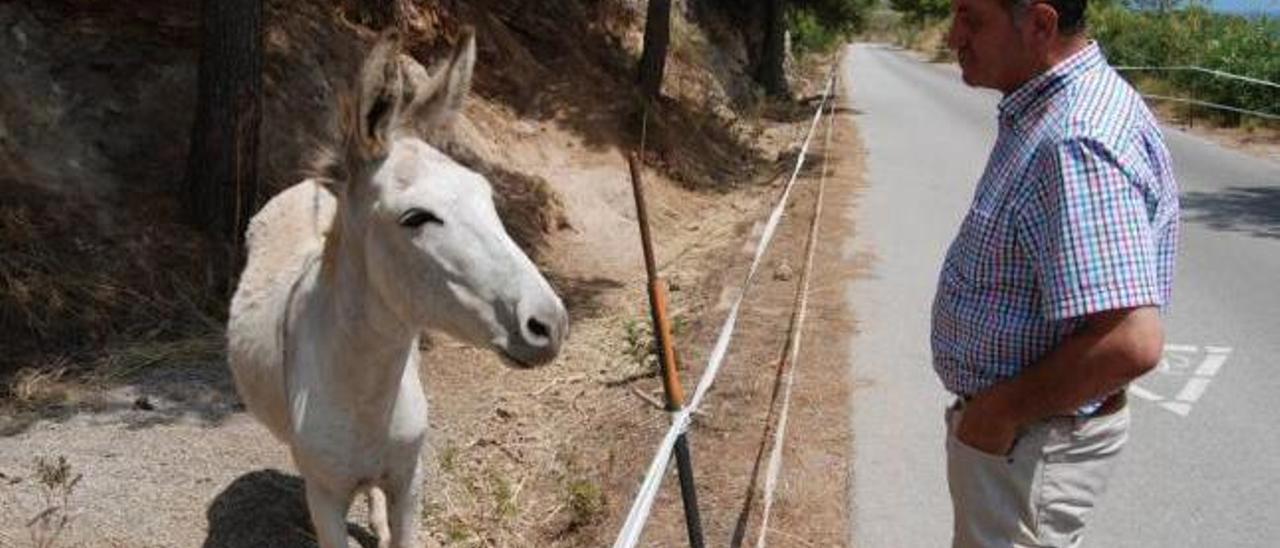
top-left (227, 179), bottom-right (335, 441)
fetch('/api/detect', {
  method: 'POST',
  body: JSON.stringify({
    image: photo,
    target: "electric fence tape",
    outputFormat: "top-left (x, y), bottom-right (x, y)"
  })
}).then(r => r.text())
top-left (611, 67), bottom-right (838, 548)
top-left (755, 72), bottom-right (838, 548)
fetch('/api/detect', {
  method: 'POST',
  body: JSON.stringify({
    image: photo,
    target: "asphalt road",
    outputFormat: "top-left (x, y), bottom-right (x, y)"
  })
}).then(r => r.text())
top-left (842, 43), bottom-right (1280, 548)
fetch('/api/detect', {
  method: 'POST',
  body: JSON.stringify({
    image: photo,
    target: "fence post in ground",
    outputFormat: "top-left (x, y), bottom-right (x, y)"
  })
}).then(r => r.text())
top-left (1189, 73), bottom-right (1196, 129)
top-left (627, 152), bottom-right (705, 548)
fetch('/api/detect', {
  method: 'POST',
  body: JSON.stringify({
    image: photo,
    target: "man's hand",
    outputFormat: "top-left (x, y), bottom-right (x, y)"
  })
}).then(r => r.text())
top-left (951, 306), bottom-right (1162, 453)
top-left (955, 396), bottom-right (1021, 455)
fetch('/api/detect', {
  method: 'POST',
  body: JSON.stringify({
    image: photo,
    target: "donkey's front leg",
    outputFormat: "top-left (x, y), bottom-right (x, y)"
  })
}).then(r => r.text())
top-left (305, 481), bottom-right (352, 548)
top-left (386, 453), bottom-right (425, 548)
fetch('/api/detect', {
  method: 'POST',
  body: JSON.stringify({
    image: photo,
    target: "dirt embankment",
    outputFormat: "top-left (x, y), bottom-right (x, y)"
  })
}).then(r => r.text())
top-left (1, 1), bottom-right (858, 546)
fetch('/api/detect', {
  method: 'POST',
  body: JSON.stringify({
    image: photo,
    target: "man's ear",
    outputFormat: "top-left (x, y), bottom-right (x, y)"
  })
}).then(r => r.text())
top-left (1027, 3), bottom-right (1060, 44)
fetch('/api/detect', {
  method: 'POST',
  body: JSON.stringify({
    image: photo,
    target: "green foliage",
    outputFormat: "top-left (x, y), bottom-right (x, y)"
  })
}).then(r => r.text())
top-left (790, 8), bottom-right (840, 52)
top-left (788, 0), bottom-right (879, 53)
top-left (1091, 3), bottom-right (1280, 120)
top-left (890, 0), bottom-right (952, 24)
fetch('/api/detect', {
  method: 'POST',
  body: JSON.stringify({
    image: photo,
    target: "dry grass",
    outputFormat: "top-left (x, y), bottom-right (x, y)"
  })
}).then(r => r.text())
top-left (1, 333), bottom-right (225, 437)
top-left (0, 193), bottom-right (223, 420)
top-left (419, 419), bottom-right (615, 546)
top-left (7, 364), bottom-right (75, 410)
top-left (85, 335), bottom-right (225, 386)
top-left (0, 186), bottom-right (222, 383)
top-left (564, 478), bottom-right (605, 530)
top-left (26, 455), bottom-right (82, 548)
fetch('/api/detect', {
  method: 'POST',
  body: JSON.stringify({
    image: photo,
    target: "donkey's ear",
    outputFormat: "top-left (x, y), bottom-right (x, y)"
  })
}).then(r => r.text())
top-left (401, 27), bottom-right (476, 138)
top-left (354, 31), bottom-right (405, 161)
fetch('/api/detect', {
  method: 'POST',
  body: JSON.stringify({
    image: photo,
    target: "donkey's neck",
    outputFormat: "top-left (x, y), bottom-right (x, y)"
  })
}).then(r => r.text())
top-left (305, 221), bottom-right (420, 413)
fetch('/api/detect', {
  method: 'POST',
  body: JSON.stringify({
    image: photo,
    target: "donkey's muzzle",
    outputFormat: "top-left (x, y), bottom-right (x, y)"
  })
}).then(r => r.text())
top-left (506, 296), bottom-right (568, 367)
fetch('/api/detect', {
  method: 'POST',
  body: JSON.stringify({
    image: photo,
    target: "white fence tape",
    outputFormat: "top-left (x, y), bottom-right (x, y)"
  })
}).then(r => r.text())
top-left (754, 79), bottom-right (838, 548)
top-left (1114, 65), bottom-right (1280, 90)
top-left (611, 69), bottom-right (838, 548)
top-left (1113, 65), bottom-right (1280, 120)
top-left (1135, 93), bottom-right (1280, 121)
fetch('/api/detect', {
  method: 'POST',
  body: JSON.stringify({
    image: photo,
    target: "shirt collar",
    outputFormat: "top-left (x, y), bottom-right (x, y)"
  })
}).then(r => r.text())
top-left (997, 41), bottom-right (1106, 129)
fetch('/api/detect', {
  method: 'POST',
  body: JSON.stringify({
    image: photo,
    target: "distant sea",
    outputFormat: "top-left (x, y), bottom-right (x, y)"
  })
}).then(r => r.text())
top-left (1205, 0), bottom-right (1280, 17)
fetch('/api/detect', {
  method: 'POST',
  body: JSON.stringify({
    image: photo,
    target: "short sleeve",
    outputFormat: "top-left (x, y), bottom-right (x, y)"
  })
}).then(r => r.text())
top-left (1015, 137), bottom-right (1164, 321)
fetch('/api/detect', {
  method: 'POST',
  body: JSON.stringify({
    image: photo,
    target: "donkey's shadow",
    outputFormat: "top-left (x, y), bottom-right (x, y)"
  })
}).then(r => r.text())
top-left (203, 469), bottom-right (378, 548)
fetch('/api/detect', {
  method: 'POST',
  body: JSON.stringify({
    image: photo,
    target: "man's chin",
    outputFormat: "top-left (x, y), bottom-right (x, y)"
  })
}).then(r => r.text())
top-left (959, 69), bottom-right (990, 90)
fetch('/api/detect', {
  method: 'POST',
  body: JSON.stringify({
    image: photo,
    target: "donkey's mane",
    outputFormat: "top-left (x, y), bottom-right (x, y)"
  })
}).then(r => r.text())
top-left (305, 92), bottom-right (362, 191)
top-left (305, 53), bottom-right (459, 192)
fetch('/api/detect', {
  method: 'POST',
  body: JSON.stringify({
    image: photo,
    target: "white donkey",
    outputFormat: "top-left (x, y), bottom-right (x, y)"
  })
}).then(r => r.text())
top-left (227, 31), bottom-right (568, 548)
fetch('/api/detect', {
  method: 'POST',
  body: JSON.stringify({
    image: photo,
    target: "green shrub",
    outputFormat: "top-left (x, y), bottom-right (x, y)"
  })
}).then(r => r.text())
top-left (890, 0), bottom-right (951, 25)
top-left (790, 8), bottom-right (840, 53)
top-left (1091, 2), bottom-right (1280, 120)
top-left (788, 0), bottom-right (879, 53)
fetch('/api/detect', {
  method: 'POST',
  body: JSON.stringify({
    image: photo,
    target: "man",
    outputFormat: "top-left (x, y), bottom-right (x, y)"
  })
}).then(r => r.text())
top-left (933, 0), bottom-right (1179, 546)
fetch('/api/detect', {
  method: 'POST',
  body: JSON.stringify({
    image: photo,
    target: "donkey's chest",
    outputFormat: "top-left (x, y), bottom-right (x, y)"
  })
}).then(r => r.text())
top-left (288, 380), bottom-right (428, 487)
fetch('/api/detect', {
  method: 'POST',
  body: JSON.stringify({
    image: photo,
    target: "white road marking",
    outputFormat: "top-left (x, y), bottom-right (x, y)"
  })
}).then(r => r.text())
top-left (1135, 345), bottom-right (1232, 417)
top-left (1129, 384), bottom-right (1164, 402)
top-left (1158, 345), bottom-right (1197, 374)
top-left (1195, 349), bottom-right (1231, 377)
top-left (1175, 377), bottom-right (1212, 403)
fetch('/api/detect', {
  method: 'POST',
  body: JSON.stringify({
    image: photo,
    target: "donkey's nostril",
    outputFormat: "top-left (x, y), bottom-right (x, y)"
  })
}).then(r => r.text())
top-left (526, 317), bottom-right (551, 340)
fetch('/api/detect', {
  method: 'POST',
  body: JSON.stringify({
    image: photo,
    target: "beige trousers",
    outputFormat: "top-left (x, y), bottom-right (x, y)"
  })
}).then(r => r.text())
top-left (945, 400), bottom-right (1130, 548)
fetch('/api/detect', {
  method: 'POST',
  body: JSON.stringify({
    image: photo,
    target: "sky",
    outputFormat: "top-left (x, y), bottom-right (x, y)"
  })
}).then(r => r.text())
top-left (1204, 0), bottom-right (1280, 15)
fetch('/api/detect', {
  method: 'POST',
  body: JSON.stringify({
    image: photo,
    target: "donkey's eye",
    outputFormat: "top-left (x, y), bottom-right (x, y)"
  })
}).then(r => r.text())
top-left (399, 208), bottom-right (444, 228)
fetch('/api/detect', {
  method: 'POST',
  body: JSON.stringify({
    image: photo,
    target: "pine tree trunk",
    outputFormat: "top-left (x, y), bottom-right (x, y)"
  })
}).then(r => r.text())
top-left (757, 0), bottom-right (789, 97)
top-left (638, 0), bottom-right (673, 99)
top-left (184, 0), bottom-right (262, 294)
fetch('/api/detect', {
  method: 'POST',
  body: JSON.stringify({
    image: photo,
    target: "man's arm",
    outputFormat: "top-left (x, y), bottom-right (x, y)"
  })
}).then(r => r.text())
top-left (956, 305), bottom-right (1164, 454)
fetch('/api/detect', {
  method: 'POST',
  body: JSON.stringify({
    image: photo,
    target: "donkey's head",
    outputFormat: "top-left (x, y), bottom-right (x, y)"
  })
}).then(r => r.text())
top-left (321, 31), bottom-right (567, 367)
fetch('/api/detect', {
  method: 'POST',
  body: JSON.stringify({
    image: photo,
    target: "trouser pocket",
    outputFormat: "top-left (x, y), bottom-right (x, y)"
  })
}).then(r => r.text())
top-left (945, 402), bottom-right (1044, 548)
top-left (1034, 408), bottom-right (1130, 547)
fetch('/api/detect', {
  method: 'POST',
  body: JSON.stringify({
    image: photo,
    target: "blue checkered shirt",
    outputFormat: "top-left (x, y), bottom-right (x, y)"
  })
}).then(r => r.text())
top-left (931, 43), bottom-right (1180, 398)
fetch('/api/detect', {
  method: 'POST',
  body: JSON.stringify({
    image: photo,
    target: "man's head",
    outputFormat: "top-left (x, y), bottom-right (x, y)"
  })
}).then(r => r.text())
top-left (947, 0), bottom-right (1089, 93)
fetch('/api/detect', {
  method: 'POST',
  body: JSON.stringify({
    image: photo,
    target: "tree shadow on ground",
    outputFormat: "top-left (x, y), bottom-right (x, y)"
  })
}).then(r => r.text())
top-left (203, 469), bottom-right (378, 548)
top-left (1180, 186), bottom-right (1280, 240)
